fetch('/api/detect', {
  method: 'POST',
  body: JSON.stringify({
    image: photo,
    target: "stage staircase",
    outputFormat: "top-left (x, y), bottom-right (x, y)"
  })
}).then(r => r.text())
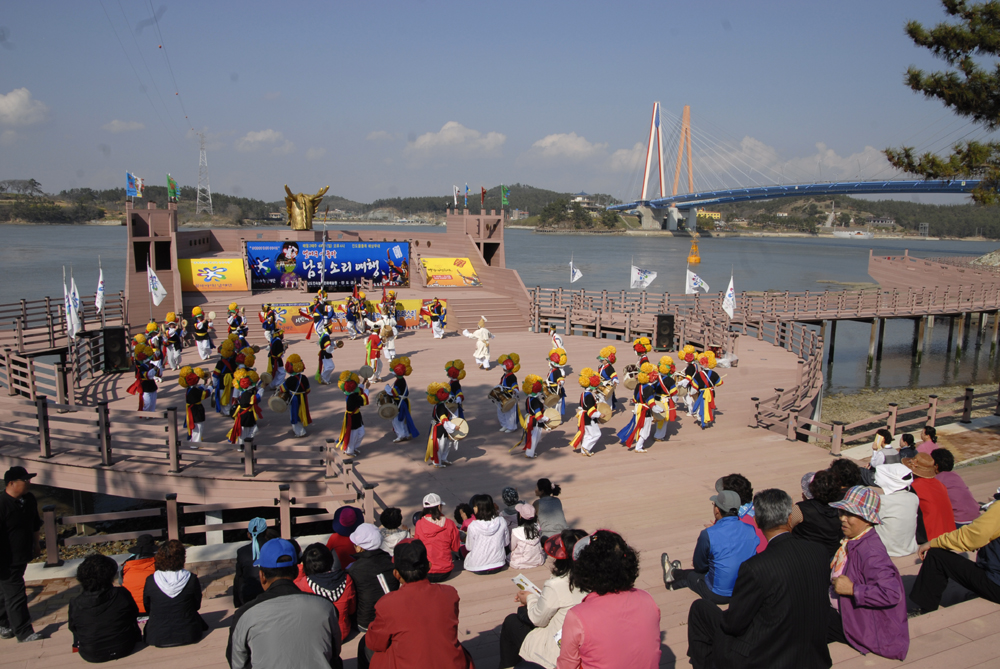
top-left (445, 295), bottom-right (529, 333)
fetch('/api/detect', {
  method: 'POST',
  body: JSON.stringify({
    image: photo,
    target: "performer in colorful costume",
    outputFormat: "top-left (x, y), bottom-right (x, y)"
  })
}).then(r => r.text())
top-left (259, 303), bottom-right (277, 343)
top-left (191, 307), bottom-right (213, 361)
top-left (280, 353), bottom-right (311, 437)
top-left (596, 345), bottom-right (619, 411)
top-left (364, 329), bottom-right (383, 382)
top-left (178, 366), bottom-right (211, 443)
top-left (633, 336), bottom-right (652, 367)
top-left (493, 353), bottom-right (521, 433)
top-left (690, 351), bottom-right (723, 428)
top-left (317, 331), bottom-right (337, 385)
top-left (163, 312), bottom-right (184, 370)
top-left (545, 347), bottom-right (568, 418)
top-left (212, 336), bottom-right (238, 415)
top-left (227, 302), bottom-right (246, 337)
top-left (380, 324), bottom-right (397, 372)
top-left (228, 369), bottom-right (263, 447)
top-left (145, 321), bottom-right (165, 373)
top-left (519, 375), bottom-right (548, 459)
top-left (266, 328), bottom-right (286, 390)
top-left (387, 357), bottom-right (418, 443)
top-left (230, 348), bottom-right (256, 414)
top-left (616, 363), bottom-right (657, 453)
top-left (129, 344), bottom-right (160, 411)
top-left (549, 324), bottom-right (564, 352)
top-left (569, 368), bottom-right (602, 457)
top-left (651, 356), bottom-right (678, 441)
top-left (445, 359), bottom-right (466, 418)
top-left (335, 370), bottom-right (368, 456)
top-left (425, 382), bottom-right (457, 468)
top-left (428, 297), bottom-right (446, 339)
top-left (462, 316), bottom-right (493, 369)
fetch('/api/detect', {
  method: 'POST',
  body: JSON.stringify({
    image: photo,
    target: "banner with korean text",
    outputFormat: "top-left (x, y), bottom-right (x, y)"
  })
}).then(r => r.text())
top-left (178, 259), bottom-right (248, 292)
top-left (420, 257), bottom-right (482, 287)
top-left (245, 241), bottom-right (409, 291)
top-left (269, 298), bottom-right (445, 334)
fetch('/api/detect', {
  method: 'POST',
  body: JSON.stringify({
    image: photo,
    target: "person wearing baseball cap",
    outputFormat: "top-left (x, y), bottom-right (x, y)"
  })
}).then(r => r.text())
top-left (0, 466), bottom-right (42, 642)
top-left (359, 539), bottom-right (473, 669)
top-left (662, 487), bottom-right (759, 604)
top-left (228, 538), bottom-right (343, 668)
top-left (414, 494), bottom-right (461, 582)
top-left (903, 452), bottom-right (956, 543)
top-left (827, 486), bottom-right (909, 660)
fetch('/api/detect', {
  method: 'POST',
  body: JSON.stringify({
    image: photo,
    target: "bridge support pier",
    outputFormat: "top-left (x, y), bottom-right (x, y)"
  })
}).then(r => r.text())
top-left (636, 205), bottom-right (665, 230)
top-left (956, 313), bottom-right (966, 360)
top-left (992, 311), bottom-right (1000, 358)
top-left (686, 208), bottom-right (698, 233)
top-left (825, 320), bottom-right (836, 363)
top-left (915, 316), bottom-right (926, 367)
top-left (867, 319), bottom-right (879, 372)
top-left (875, 318), bottom-right (886, 361)
top-left (979, 312), bottom-right (988, 340)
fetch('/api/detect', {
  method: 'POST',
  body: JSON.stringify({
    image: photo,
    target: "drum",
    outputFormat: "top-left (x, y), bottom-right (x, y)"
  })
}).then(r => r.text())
top-left (358, 365), bottom-right (374, 379)
top-left (501, 394), bottom-right (518, 413)
top-left (488, 387), bottom-right (508, 404)
top-left (377, 391), bottom-right (398, 419)
top-left (543, 390), bottom-right (560, 408)
top-left (449, 417), bottom-right (470, 440)
top-left (596, 401), bottom-right (612, 424)
top-left (259, 372), bottom-right (273, 386)
top-left (542, 407), bottom-right (562, 428)
top-left (268, 395), bottom-right (287, 413)
top-left (622, 364), bottom-right (639, 390)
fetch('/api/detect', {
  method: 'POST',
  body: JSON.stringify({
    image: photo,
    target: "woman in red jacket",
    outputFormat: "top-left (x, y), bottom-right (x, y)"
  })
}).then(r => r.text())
top-left (904, 453), bottom-right (956, 543)
top-left (415, 493), bottom-right (461, 582)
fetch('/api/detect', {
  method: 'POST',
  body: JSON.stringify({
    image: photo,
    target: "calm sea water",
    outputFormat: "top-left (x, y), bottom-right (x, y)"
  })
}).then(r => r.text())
top-left (1, 223), bottom-right (995, 393)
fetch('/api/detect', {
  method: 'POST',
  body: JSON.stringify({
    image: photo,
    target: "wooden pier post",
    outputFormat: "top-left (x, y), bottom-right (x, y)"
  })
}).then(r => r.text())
top-left (915, 316), bottom-right (926, 366)
top-left (992, 311), bottom-right (1000, 358)
top-left (956, 313), bottom-right (966, 360)
top-left (826, 320), bottom-right (836, 364)
top-left (875, 317), bottom-right (886, 361)
top-left (867, 319), bottom-right (878, 371)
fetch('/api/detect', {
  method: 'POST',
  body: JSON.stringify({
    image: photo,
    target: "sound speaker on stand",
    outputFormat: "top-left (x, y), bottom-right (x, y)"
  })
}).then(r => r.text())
top-left (102, 326), bottom-right (131, 372)
top-left (654, 314), bottom-right (675, 350)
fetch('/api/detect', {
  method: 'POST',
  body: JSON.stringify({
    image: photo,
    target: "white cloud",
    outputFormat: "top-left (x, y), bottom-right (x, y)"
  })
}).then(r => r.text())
top-left (367, 130), bottom-right (394, 141)
top-left (0, 130), bottom-right (17, 146)
top-left (236, 129), bottom-right (290, 153)
top-left (305, 147), bottom-right (326, 160)
top-left (405, 121), bottom-right (505, 156)
top-left (102, 119), bottom-right (145, 133)
top-left (0, 88), bottom-right (48, 126)
top-left (530, 132), bottom-right (607, 161)
top-left (610, 142), bottom-right (646, 172)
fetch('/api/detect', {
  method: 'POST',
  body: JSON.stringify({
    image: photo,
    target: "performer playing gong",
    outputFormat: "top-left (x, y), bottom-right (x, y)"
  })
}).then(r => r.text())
top-left (425, 382), bottom-right (458, 468)
top-left (266, 329), bottom-right (286, 390)
top-left (335, 371), bottom-right (369, 456)
top-left (569, 368), bottom-right (603, 457)
top-left (493, 353), bottom-right (521, 433)
top-left (259, 303), bottom-right (277, 343)
top-left (545, 348), bottom-right (568, 418)
top-left (163, 312), bottom-right (184, 370)
top-left (317, 330), bottom-right (338, 385)
top-left (386, 356), bottom-right (419, 443)
top-left (462, 316), bottom-right (493, 369)
top-left (179, 366), bottom-right (211, 444)
top-left (428, 297), bottom-right (446, 339)
top-left (445, 359), bottom-right (466, 418)
top-left (191, 307), bottom-right (213, 361)
top-left (518, 375), bottom-right (549, 459)
top-left (280, 353), bottom-right (312, 438)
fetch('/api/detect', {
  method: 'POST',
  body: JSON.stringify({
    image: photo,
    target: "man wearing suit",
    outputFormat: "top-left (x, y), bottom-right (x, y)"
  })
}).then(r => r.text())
top-left (686, 488), bottom-right (833, 669)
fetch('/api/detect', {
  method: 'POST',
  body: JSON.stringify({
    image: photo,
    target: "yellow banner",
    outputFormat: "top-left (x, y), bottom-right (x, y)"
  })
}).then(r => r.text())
top-left (179, 259), bottom-right (249, 292)
top-left (421, 257), bottom-right (482, 287)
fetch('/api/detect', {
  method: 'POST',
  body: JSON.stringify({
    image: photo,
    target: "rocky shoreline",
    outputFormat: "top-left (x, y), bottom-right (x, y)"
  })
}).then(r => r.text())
top-left (821, 381), bottom-right (999, 429)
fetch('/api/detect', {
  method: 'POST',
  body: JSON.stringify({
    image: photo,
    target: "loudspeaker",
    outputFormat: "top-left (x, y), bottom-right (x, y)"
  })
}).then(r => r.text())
top-left (102, 326), bottom-right (131, 373)
top-left (654, 314), bottom-right (675, 350)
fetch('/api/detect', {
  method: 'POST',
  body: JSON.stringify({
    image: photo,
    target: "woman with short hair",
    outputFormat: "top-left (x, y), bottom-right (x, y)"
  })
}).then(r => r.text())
top-left (143, 539), bottom-right (208, 648)
top-left (68, 554), bottom-right (141, 663)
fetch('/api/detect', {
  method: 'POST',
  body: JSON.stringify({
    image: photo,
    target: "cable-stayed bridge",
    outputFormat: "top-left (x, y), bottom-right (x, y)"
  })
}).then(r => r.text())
top-left (611, 102), bottom-right (980, 231)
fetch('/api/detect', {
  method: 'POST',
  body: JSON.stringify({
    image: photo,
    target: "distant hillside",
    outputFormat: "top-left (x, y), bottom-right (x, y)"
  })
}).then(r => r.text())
top-left (370, 184), bottom-right (620, 217)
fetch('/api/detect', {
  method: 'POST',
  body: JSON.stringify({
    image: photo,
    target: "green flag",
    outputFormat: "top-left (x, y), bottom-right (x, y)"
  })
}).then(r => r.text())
top-left (501, 184), bottom-right (509, 206)
top-left (167, 174), bottom-right (178, 201)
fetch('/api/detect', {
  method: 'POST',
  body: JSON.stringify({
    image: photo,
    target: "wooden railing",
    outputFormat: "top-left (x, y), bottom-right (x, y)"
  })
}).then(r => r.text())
top-left (0, 348), bottom-right (75, 406)
top-left (0, 292), bottom-right (127, 353)
top-left (38, 448), bottom-right (383, 566)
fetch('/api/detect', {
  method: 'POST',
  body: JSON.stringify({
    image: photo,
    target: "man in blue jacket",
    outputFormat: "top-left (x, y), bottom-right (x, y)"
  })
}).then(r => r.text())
top-left (662, 489), bottom-right (759, 604)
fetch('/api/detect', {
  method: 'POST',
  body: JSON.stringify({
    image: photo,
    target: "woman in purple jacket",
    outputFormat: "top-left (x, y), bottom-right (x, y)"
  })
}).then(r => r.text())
top-left (827, 486), bottom-right (909, 661)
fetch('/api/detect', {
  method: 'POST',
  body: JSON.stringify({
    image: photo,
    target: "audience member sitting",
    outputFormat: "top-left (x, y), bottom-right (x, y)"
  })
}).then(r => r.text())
top-left (662, 489), bottom-right (759, 604)
top-left (827, 486), bottom-right (909, 661)
top-left (509, 503), bottom-right (545, 570)
top-left (686, 489), bottom-right (833, 669)
top-left (349, 523), bottom-right (400, 633)
top-left (359, 539), bottom-right (473, 669)
top-left (454, 503), bottom-right (475, 535)
top-left (295, 543), bottom-right (356, 641)
top-left (465, 494), bottom-right (511, 575)
top-left (500, 486), bottom-right (523, 531)
top-left (790, 468), bottom-right (843, 558)
top-left (872, 462), bottom-right (919, 557)
top-left (717, 473), bottom-right (767, 553)
top-left (498, 530), bottom-right (587, 669)
top-left (326, 506), bottom-right (363, 568)
top-left (898, 433), bottom-right (917, 460)
top-left (227, 538), bottom-right (342, 669)
top-left (916, 426), bottom-right (938, 455)
top-left (120, 534), bottom-right (157, 614)
top-left (414, 493), bottom-right (461, 582)
top-left (233, 519), bottom-right (279, 607)
top-left (143, 539), bottom-right (208, 648)
top-left (868, 428), bottom-right (898, 468)
top-left (931, 448), bottom-right (980, 525)
top-left (830, 457), bottom-right (864, 497)
top-left (904, 452), bottom-right (957, 543)
top-left (378, 508), bottom-right (410, 554)
top-left (909, 493), bottom-right (1000, 614)
top-left (68, 554), bottom-right (141, 663)
top-left (558, 530), bottom-right (661, 668)
top-left (533, 479), bottom-right (569, 540)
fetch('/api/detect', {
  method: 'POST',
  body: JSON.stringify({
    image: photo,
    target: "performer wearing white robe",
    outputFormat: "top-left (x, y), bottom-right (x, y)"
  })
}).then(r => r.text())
top-left (462, 317), bottom-right (494, 369)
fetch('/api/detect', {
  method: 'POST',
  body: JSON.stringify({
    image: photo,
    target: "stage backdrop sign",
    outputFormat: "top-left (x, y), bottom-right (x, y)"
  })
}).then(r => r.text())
top-left (269, 298), bottom-right (445, 335)
top-left (420, 257), bottom-right (482, 287)
top-left (178, 259), bottom-right (248, 292)
top-left (246, 241), bottom-right (409, 290)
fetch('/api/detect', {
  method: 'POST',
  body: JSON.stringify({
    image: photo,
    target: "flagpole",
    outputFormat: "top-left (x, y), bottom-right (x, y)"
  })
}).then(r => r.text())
top-left (147, 253), bottom-right (153, 322)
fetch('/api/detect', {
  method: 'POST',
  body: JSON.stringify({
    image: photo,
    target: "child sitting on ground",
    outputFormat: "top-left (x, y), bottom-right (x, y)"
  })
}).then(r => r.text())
top-left (509, 503), bottom-right (545, 569)
top-left (454, 503), bottom-right (475, 558)
top-left (378, 508), bottom-right (410, 555)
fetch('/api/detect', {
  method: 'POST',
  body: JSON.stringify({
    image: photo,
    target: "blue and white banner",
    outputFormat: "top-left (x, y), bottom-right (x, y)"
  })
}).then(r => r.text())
top-left (246, 241), bottom-right (410, 291)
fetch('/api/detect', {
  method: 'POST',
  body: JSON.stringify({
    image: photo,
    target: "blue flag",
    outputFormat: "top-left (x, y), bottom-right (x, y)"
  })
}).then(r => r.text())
top-left (126, 172), bottom-right (137, 197)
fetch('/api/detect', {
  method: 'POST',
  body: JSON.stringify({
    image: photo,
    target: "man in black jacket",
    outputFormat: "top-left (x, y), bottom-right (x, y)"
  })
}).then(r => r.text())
top-left (0, 467), bottom-right (42, 643)
top-left (686, 488), bottom-right (833, 669)
top-left (349, 523), bottom-right (399, 631)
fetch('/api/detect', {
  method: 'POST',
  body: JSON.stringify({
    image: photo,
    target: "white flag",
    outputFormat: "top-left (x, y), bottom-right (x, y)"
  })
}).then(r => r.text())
top-left (630, 265), bottom-right (657, 290)
top-left (722, 275), bottom-right (736, 319)
top-left (147, 264), bottom-right (168, 306)
top-left (453, 185), bottom-right (459, 206)
top-left (95, 267), bottom-right (105, 314)
top-left (570, 261), bottom-right (583, 283)
top-left (685, 269), bottom-right (710, 294)
top-left (63, 277), bottom-right (78, 339)
top-left (68, 275), bottom-right (82, 336)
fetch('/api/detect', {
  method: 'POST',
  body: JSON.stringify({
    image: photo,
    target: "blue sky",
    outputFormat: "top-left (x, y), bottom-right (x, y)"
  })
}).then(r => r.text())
top-left (0, 1), bottom-right (986, 204)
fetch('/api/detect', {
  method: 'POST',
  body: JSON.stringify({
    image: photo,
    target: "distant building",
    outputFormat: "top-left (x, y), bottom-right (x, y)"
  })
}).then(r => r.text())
top-left (510, 209), bottom-right (530, 220)
top-left (267, 212), bottom-right (284, 220)
top-left (570, 193), bottom-right (602, 213)
top-left (775, 212), bottom-right (788, 218)
top-left (700, 211), bottom-right (722, 220)
top-left (867, 216), bottom-right (895, 228)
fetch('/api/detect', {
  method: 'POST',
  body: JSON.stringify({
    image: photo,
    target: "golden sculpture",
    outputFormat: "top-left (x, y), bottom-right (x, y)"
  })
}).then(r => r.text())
top-left (284, 185), bottom-right (330, 231)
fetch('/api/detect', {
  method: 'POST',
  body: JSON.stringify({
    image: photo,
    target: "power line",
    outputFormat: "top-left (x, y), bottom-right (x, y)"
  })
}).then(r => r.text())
top-left (148, 0), bottom-right (193, 131)
top-left (115, 0), bottom-right (181, 137)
